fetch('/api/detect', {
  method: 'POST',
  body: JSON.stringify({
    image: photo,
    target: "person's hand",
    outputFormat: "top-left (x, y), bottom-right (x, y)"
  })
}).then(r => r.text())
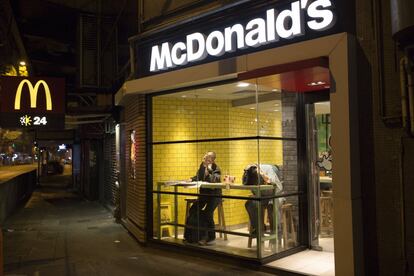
top-left (259, 170), bottom-right (271, 184)
top-left (203, 155), bottom-right (213, 168)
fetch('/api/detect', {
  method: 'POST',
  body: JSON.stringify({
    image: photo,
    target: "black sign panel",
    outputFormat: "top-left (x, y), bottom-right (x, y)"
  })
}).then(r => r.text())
top-left (0, 76), bottom-right (65, 129)
top-left (134, 0), bottom-right (354, 78)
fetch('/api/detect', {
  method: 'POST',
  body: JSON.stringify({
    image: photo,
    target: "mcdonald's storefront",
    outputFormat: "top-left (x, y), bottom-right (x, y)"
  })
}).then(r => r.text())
top-left (114, 1), bottom-right (372, 275)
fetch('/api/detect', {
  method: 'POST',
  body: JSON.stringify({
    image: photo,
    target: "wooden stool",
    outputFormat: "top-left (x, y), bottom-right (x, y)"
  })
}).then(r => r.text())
top-left (320, 192), bottom-right (334, 236)
top-left (160, 225), bottom-right (172, 238)
top-left (216, 200), bottom-right (227, 240)
top-left (184, 198), bottom-right (227, 240)
top-left (281, 203), bottom-right (297, 248)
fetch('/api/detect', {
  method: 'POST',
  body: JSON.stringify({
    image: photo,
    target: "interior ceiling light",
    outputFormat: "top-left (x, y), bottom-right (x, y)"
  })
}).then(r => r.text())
top-left (19, 61), bottom-right (26, 66)
top-left (308, 81), bottom-right (326, 86)
top-left (181, 95), bottom-right (187, 98)
top-left (207, 88), bottom-right (213, 91)
top-left (237, 82), bottom-right (250, 88)
top-left (249, 107), bottom-right (255, 110)
top-left (274, 109), bottom-right (279, 112)
top-left (272, 89), bottom-right (279, 92)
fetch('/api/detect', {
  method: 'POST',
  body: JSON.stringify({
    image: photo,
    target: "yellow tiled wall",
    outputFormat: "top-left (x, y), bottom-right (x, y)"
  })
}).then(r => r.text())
top-left (152, 97), bottom-right (284, 235)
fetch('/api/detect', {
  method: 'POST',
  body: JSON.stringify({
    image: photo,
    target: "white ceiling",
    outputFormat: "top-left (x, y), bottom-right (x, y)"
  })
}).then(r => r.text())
top-left (158, 81), bottom-right (331, 115)
top-left (161, 80), bottom-right (279, 100)
top-left (158, 81), bottom-right (283, 113)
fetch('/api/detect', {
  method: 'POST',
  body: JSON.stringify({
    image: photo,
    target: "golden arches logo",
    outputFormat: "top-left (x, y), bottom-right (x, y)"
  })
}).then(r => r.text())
top-left (14, 79), bottom-right (52, 111)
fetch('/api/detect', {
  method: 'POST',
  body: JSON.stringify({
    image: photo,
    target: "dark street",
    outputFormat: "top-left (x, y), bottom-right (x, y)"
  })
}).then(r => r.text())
top-left (3, 177), bottom-right (271, 276)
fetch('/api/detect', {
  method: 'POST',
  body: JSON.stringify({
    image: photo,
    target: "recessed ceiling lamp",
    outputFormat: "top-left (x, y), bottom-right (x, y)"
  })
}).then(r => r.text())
top-left (19, 61), bottom-right (26, 66)
top-left (207, 88), bottom-right (213, 91)
top-left (249, 107), bottom-right (255, 110)
top-left (237, 82), bottom-right (250, 88)
top-left (181, 95), bottom-right (187, 98)
top-left (308, 81), bottom-right (326, 86)
top-left (274, 109), bottom-right (280, 112)
top-left (272, 89), bottom-right (279, 92)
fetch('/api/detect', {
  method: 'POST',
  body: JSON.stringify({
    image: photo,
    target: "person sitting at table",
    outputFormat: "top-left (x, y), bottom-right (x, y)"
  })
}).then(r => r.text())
top-left (184, 151), bottom-right (221, 245)
top-left (243, 164), bottom-right (279, 236)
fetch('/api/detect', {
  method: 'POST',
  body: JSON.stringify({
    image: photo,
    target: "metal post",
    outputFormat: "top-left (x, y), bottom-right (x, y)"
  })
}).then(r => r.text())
top-left (273, 185), bottom-right (278, 252)
top-left (174, 186), bottom-right (178, 239)
top-left (157, 183), bottom-right (161, 239)
top-left (0, 227), bottom-right (3, 276)
top-left (97, 0), bottom-right (102, 88)
top-left (257, 186), bottom-right (262, 259)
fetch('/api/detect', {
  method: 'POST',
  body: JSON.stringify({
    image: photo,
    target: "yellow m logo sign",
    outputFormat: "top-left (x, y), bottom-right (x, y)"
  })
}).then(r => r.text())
top-left (14, 79), bottom-right (52, 111)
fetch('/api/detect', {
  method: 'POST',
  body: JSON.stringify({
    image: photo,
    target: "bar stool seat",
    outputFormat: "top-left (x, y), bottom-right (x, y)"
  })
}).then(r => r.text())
top-left (184, 198), bottom-right (227, 240)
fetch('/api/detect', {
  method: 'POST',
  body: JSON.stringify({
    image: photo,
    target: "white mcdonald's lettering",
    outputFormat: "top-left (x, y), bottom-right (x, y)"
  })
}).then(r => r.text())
top-left (149, 0), bottom-right (336, 72)
top-left (14, 79), bottom-right (53, 111)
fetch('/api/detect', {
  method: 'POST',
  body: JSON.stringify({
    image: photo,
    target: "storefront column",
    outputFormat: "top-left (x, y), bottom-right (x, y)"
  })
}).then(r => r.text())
top-left (329, 34), bottom-right (364, 276)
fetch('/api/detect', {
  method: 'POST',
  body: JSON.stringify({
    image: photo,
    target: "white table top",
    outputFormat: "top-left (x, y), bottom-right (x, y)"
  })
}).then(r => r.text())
top-left (158, 181), bottom-right (277, 191)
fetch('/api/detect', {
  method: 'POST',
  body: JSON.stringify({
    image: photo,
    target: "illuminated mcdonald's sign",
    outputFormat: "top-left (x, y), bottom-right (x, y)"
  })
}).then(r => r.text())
top-left (14, 79), bottom-right (53, 111)
top-left (0, 76), bottom-right (64, 129)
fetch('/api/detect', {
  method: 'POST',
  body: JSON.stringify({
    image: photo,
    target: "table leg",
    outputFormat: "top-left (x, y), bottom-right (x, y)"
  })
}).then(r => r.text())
top-left (273, 192), bottom-right (278, 252)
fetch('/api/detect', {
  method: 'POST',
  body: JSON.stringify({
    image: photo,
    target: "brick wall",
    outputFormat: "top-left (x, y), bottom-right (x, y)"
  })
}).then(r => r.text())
top-left (281, 93), bottom-right (298, 194)
top-left (124, 94), bottom-right (147, 242)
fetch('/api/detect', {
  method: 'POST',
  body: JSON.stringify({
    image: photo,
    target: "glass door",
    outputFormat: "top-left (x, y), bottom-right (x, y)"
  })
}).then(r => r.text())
top-left (306, 100), bottom-right (333, 253)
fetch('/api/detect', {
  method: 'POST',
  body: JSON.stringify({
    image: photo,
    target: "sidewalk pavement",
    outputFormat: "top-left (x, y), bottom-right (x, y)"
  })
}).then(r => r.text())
top-left (2, 185), bottom-right (273, 276)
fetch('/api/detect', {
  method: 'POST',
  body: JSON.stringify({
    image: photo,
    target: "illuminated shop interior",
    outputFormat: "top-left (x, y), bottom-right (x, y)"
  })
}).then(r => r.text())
top-left (151, 66), bottom-right (333, 262)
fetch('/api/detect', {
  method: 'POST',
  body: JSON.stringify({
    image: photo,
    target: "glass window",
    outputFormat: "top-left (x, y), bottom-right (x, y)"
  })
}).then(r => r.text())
top-left (152, 76), bottom-right (300, 260)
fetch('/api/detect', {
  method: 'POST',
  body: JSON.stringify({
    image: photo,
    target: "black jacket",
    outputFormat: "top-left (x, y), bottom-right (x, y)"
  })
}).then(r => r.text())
top-left (192, 162), bottom-right (222, 195)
